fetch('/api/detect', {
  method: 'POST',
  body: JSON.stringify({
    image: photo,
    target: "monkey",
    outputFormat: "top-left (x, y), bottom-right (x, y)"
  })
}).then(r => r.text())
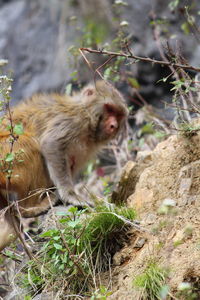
top-left (0, 132), bottom-right (57, 217)
top-left (0, 132), bottom-right (59, 251)
top-left (0, 80), bottom-right (128, 250)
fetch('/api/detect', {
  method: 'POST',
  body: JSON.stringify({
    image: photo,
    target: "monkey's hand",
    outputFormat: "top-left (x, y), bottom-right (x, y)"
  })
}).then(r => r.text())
top-left (59, 188), bottom-right (94, 208)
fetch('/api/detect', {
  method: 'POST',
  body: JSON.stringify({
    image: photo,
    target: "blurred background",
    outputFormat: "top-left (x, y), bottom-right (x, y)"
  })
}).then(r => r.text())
top-left (0, 0), bottom-right (199, 106)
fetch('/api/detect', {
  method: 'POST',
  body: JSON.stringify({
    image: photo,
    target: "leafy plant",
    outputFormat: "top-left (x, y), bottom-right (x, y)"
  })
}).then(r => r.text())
top-left (133, 261), bottom-right (168, 300)
top-left (20, 204), bottom-right (136, 296)
top-left (0, 63), bottom-right (24, 181)
top-left (91, 285), bottom-right (112, 299)
top-left (79, 204), bottom-right (136, 271)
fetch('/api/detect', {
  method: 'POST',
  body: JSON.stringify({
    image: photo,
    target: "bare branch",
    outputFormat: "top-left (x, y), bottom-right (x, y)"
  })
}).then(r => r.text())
top-left (80, 47), bottom-right (200, 73)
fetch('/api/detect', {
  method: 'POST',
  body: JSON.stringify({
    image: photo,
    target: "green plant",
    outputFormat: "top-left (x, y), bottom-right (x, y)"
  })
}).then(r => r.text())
top-left (0, 62), bottom-right (24, 181)
top-left (82, 20), bottom-right (108, 47)
top-left (90, 285), bottom-right (112, 300)
top-left (79, 204), bottom-right (136, 271)
top-left (133, 261), bottom-right (168, 300)
top-left (20, 204), bottom-right (136, 297)
top-left (173, 240), bottom-right (183, 247)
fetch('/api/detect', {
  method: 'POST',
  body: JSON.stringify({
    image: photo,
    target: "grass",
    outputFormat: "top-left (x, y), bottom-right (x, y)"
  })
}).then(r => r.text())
top-left (18, 204), bottom-right (136, 297)
top-left (133, 260), bottom-right (168, 300)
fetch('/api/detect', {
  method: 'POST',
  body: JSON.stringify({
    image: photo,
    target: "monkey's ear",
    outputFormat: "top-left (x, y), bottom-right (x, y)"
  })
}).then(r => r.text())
top-left (82, 85), bottom-right (95, 97)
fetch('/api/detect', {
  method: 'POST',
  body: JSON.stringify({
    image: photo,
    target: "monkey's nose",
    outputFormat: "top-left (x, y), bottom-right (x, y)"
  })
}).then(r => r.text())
top-left (110, 122), bottom-right (118, 133)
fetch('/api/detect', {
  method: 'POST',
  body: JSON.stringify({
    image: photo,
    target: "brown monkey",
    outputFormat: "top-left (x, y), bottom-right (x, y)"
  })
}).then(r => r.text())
top-left (0, 132), bottom-right (57, 217)
top-left (0, 81), bottom-right (128, 249)
top-left (0, 132), bottom-right (58, 251)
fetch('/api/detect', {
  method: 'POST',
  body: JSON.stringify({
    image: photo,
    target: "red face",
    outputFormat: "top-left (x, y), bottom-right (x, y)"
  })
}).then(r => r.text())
top-left (103, 103), bottom-right (125, 137)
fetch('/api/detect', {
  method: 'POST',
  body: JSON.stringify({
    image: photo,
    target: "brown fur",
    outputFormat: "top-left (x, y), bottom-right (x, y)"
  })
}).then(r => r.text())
top-left (0, 81), bottom-right (128, 250)
top-left (0, 133), bottom-right (56, 217)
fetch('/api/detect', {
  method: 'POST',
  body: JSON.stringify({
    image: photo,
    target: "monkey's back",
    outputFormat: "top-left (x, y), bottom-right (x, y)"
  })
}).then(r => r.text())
top-left (0, 132), bottom-right (54, 217)
top-left (9, 93), bottom-right (86, 138)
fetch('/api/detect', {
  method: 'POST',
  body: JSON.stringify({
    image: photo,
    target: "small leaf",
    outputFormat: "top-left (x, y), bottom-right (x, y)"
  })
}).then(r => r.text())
top-left (5, 153), bottom-right (14, 162)
top-left (40, 229), bottom-right (56, 237)
top-left (13, 123), bottom-right (24, 135)
top-left (53, 236), bottom-right (60, 241)
top-left (141, 123), bottom-right (155, 134)
top-left (128, 77), bottom-right (140, 89)
top-left (65, 83), bottom-right (72, 96)
top-left (68, 219), bottom-right (80, 228)
top-left (181, 22), bottom-right (190, 35)
top-left (68, 206), bottom-right (78, 213)
top-left (53, 243), bottom-right (63, 250)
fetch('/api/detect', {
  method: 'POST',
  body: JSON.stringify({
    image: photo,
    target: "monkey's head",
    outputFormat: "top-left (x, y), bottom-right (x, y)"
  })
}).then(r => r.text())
top-left (81, 81), bottom-right (129, 143)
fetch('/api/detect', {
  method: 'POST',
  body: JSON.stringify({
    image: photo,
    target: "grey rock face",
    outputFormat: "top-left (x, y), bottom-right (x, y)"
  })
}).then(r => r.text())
top-left (0, 0), bottom-right (199, 105)
top-left (0, 0), bottom-right (80, 103)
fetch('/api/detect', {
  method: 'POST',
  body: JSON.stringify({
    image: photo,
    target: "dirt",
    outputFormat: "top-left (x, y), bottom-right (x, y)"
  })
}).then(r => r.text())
top-left (108, 133), bottom-right (200, 299)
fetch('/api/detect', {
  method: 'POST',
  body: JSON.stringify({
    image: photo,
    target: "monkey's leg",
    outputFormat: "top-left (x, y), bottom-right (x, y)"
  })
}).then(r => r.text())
top-left (19, 192), bottom-right (59, 218)
top-left (0, 210), bottom-right (18, 251)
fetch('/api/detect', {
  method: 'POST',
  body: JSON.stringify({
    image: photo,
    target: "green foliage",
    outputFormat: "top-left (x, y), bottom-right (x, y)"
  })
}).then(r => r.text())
top-left (65, 83), bottom-right (72, 96)
top-left (181, 22), bottom-right (191, 35)
top-left (128, 77), bottom-right (140, 89)
top-left (24, 296), bottom-right (32, 300)
top-left (20, 204), bottom-right (136, 296)
top-left (133, 261), bottom-right (168, 300)
top-left (179, 123), bottom-right (200, 138)
top-left (82, 21), bottom-right (108, 47)
top-left (173, 240), bottom-right (183, 247)
top-left (168, 0), bottom-right (180, 11)
top-left (13, 123), bottom-right (24, 135)
top-left (102, 178), bottom-right (113, 196)
top-left (91, 286), bottom-right (112, 299)
top-left (79, 204), bottom-right (136, 271)
top-left (104, 56), bottom-right (125, 82)
top-left (0, 63), bottom-right (24, 181)
top-left (141, 122), bottom-right (155, 135)
top-left (170, 79), bottom-right (197, 93)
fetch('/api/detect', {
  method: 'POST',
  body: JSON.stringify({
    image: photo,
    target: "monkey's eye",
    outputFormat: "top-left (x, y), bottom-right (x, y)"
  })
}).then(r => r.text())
top-left (98, 114), bottom-right (103, 122)
top-left (104, 103), bottom-right (115, 114)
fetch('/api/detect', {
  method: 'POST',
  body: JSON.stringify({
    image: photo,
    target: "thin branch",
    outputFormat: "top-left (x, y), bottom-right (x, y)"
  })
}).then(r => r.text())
top-left (80, 47), bottom-right (200, 73)
top-left (79, 48), bottom-right (116, 80)
top-left (94, 55), bottom-right (116, 80)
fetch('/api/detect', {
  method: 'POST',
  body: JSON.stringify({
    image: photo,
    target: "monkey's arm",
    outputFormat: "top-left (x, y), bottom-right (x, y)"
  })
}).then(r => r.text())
top-left (0, 211), bottom-right (18, 251)
top-left (40, 120), bottom-right (92, 207)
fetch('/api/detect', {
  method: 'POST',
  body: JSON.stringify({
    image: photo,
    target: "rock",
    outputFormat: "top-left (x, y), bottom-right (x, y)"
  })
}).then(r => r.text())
top-left (111, 157), bottom-right (153, 205)
top-left (113, 247), bottom-right (132, 266)
top-left (126, 134), bottom-right (200, 214)
top-left (133, 237), bottom-right (146, 248)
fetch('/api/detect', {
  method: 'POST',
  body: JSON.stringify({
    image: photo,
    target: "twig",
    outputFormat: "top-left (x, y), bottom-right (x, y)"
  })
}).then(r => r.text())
top-left (79, 47), bottom-right (200, 72)
top-left (161, 100), bottom-right (200, 114)
top-left (94, 55), bottom-right (116, 80)
top-left (9, 209), bottom-right (34, 260)
top-left (79, 48), bottom-right (116, 80)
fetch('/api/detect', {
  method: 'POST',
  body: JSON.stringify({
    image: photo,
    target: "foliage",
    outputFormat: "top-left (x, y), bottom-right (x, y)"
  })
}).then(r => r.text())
top-left (0, 64), bottom-right (24, 181)
top-left (91, 286), bottom-right (112, 299)
top-left (19, 204), bottom-right (136, 296)
top-left (133, 261), bottom-right (168, 300)
top-left (81, 21), bottom-right (108, 47)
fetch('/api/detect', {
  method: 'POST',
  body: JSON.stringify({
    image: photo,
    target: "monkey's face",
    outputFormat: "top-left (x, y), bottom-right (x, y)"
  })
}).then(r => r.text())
top-left (81, 80), bottom-right (128, 143)
top-left (95, 103), bottom-right (127, 142)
